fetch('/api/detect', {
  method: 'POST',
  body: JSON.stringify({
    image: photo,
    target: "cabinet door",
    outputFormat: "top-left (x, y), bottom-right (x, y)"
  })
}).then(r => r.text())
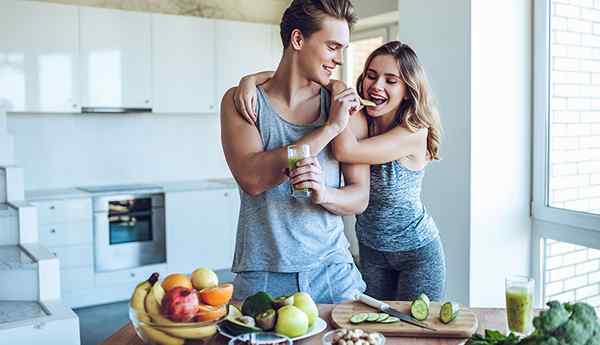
top-left (152, 14), bottom-right (215, 114)
top-left (215, 21), bottom-right (279, 107)
top-left (165, 189), bottom-right (236, 273)
top-left (0, 0), bottom-right (79, 112)
top-left (80, 7), bottom-right (152, 108)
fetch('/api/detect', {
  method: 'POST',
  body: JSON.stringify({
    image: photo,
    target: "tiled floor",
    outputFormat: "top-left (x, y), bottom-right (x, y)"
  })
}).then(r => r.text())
top-left (75, 301), bottom-right (129, 345)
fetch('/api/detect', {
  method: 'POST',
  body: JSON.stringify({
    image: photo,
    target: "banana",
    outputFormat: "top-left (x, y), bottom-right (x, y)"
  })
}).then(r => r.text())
top-left (131, 272), bottom-right (160, 323)
top-left (156, 324), bottom-right (217, 340)
top-left (139, 324), bottom-right (184, 345)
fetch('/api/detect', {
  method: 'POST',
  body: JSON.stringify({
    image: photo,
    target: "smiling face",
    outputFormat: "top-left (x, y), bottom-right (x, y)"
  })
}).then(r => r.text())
top-left (360, 54), bottom-right (407, 119)
top-left (296, 17), bottom-right (349, 86)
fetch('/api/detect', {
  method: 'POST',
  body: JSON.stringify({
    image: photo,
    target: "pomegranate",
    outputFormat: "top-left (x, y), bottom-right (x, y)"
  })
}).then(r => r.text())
top-left (160, 286), bottom-right (200, 322)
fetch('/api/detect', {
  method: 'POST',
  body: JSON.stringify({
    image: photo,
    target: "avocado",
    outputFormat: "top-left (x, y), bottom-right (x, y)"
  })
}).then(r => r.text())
top-left (272, 294), bottom-right (294, 310)
top-left (221, 317), bottom-right (261, 336)
top-left (241, 291), bottom-right (274, 317)
top-left (255, 309), bottom-right (276, 331)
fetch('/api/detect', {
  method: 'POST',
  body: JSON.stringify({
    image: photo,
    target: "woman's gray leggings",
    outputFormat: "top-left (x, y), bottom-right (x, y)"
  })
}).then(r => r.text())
top-left (358, 237), bottom-right (446, 301)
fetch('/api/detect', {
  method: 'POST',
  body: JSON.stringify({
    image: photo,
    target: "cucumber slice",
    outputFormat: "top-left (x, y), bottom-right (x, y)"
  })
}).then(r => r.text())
top-left (410, 295), bottom-right (430, 321)
top-left (366, 313), bottom-right (380, 322)
top-left (376, 313), bottom-right (389, 322)
top-left (439, 301), bottom-right (460, 324)
top-left (416, 293), bottom-right (430, 305)
top-left (349, 313), bottom-right (369, 324)
top-left (379, 316), bottom-right (400, 323)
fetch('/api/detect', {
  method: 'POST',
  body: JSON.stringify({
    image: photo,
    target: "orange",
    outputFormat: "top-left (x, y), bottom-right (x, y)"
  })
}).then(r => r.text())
top-left (198, 283), bottom-right (234, 306)
top-left (193, 303), bottom-right (227, 322)
top-left (161, 273), bottom-right (193, 292)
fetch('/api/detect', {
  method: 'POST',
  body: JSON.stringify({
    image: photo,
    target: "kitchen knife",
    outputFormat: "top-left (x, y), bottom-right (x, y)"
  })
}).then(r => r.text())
top-left (356, 294), bottom-right (438, 332)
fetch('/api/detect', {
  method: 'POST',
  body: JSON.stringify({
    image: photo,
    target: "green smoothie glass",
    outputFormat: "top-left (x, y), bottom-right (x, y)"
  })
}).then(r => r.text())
top-left (287, 144), bottom-right (311, 198)
top-left (505, 275), bottom-right (534, 335)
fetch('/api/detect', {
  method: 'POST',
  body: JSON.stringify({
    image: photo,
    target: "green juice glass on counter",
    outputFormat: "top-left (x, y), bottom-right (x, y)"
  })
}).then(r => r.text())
top-left (505, 275), bottom-right (534, 335)
top-left (287, 144), bottom-right (311, 198)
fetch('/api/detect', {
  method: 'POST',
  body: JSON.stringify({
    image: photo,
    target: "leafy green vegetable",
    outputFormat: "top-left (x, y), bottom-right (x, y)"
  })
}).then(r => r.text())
top-left (465, 300), bottom-right (600, 345)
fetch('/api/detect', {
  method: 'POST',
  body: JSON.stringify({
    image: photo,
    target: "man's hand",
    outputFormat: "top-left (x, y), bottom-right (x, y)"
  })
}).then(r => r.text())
top-left (289, 157), bottom-right (330, 204)
top-left (327, 87), bottom-right (362, 134)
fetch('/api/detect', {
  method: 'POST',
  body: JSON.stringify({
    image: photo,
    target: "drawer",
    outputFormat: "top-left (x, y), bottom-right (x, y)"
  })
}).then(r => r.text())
top-left (33, 198), bottom-right (92, 225)
top-left (39, 220), bottom-right (93, 247)
top-left (95, 263), bottom-right (167, 288)
top-left (61, 267), bottom-right (95, 292)
top-left (48, 244), bottom-right (94, 269)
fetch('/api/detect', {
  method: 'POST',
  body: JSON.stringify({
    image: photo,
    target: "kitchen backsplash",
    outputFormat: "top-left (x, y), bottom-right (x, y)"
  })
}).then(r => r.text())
top-left (37, 0), bottom-right (289, 24)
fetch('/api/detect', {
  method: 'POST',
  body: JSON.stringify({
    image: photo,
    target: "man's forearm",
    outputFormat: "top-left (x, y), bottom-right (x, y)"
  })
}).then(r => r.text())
top-left (239, 124), bottom-right (340, 195)
top-left (318, 184), bottom-right (369, 216)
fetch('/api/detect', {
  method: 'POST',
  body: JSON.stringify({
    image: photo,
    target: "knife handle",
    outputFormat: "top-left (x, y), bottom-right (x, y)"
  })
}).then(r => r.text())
top-left (357, 294), bottom-right (390, 311)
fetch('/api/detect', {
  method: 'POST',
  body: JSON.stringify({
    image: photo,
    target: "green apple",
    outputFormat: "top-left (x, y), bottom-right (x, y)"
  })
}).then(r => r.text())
top-left (293, 292), bottom-right (318, 327)
top-left (191, 268), bottom-right (219, 290)
top-left (275, 305), bottom-right (309, 337)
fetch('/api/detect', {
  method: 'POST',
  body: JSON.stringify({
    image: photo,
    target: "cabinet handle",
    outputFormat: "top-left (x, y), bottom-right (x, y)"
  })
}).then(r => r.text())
top-left (49, 206), bottom-right (55, 210)
top-left (144, 100), bottom-right (150, 104)
top-left (130, 272), bottom-right (136, 278)
top-left (209, 105), bottom-right (214, 110)
top-left (51, 252), bottom-right (57, 257)
top-left (224, 192), bottom-right (229, 197)
top-left (72, 104), bottom-right (78, 109)
top-left (50, 228), bottom-right (56, 234)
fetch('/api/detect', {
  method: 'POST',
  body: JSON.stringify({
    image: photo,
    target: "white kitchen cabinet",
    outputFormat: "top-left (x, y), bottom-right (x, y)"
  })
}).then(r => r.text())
top-left (0, 0), bottom-right (79, 112)
top-left (79, 7), bottom-right (152, 108)
top-left (215, 21), bottom-right (281, 106)
top-left (166, 188), bottom-right (239, 274)
top-left (152, 14), bottom-right (216, 114)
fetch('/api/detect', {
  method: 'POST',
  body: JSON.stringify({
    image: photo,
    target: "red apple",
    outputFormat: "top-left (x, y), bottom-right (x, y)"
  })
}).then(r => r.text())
top-left (160, 286), bottom-right (200, 322)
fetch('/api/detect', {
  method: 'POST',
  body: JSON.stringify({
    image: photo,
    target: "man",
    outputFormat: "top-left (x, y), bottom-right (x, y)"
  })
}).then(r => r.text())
top-left (220, 0), bottom-right (368, 303)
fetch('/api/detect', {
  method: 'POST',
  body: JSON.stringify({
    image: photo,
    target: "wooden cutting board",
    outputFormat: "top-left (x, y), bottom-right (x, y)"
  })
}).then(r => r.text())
top-left (331, 301), bottom-right (478, 338)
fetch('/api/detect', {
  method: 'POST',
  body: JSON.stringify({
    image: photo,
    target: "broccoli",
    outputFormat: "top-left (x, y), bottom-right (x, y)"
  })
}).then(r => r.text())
top-left (533, 301), bottom-right (571, 334)
top-left (555, 302), bottom-right (598, 345)
top-left (465, 300), bottom-right (600, 345)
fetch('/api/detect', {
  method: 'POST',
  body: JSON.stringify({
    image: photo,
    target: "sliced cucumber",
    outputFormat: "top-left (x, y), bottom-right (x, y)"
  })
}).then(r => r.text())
top-left (349, 313), bottom-right (369, 324)
top-left (376, 313), bottom-right (389, 322)
top-left (410, 294), bottom-right (430, 321)
top-left (379, 316), bottom-right (400, 323)
top-left (366, 313), bottom-right (380, 322)
top-left (439, 301), bottom-right (460, 324)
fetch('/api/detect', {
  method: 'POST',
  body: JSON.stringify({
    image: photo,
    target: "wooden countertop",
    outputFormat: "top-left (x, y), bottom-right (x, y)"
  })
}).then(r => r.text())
top-left (101, 305), bottom-right (512, 345)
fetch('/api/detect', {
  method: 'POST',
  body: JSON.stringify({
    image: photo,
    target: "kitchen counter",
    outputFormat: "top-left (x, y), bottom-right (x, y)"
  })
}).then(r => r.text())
top-left (25, 178), bottom-right (238, 201)
top-left (101, 305), bottom-right (512, 345)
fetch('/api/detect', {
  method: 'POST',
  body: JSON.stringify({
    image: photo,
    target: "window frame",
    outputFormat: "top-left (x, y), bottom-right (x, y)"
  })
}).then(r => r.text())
top-left (532, 0), bottom-right (600, 305)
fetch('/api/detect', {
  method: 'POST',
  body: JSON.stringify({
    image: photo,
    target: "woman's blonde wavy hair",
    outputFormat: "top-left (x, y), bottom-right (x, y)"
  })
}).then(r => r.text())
top-left (356, 41), bottom-right (442, 160)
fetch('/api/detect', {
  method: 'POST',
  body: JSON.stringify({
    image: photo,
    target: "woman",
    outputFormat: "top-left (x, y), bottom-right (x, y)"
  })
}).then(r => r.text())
top-left (235, 41), bottom-right (445, 301)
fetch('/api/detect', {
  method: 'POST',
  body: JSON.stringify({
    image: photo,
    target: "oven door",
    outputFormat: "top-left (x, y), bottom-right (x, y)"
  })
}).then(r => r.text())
top-left (94, 193), bottom-right (166, 272)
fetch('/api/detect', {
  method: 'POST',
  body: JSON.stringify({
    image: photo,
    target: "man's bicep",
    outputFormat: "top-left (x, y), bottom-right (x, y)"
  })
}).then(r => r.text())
top-left (220, 88), bottom-right (264, 177)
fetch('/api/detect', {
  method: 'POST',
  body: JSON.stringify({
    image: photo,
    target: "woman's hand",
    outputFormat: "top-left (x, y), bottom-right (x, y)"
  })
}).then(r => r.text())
top-left (327, 87), bottom-right (362, 134)
top-left (233, 76), bottom-right (259, 124)
top-left (289, 157), bottom-right (329, 204)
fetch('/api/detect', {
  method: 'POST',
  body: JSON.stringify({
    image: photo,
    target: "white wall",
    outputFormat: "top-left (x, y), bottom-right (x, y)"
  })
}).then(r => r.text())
top-left (470, 0), bottom-right (532, 307)
top-left (398, 0), bottom-right (472, 305)
top-left (353, 0), bottom-right (397, 19)
top-left (398, 0), bottom-right (532, 307)
top-left (7, 114), bottom-right (231, 190)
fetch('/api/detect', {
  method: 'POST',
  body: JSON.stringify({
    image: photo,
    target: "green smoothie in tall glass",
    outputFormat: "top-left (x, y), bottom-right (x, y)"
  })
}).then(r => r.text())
top-left (287, 144), bottom-right (311, 198)
top-left (505, 287), bottom-right (533, 334)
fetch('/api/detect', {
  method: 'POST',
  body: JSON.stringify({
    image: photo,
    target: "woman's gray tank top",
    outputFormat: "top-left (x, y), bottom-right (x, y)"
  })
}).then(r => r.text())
top-left (231, 86), bottom-right (354, 273)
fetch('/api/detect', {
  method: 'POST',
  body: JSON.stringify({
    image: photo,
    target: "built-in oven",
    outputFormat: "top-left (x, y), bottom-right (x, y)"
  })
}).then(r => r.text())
top-left (93, 193), bottom-right (166, 272)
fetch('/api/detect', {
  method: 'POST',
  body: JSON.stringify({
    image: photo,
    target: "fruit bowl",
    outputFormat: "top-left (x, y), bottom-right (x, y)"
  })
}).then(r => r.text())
top-left (129, 303), bottom-right (229, 345)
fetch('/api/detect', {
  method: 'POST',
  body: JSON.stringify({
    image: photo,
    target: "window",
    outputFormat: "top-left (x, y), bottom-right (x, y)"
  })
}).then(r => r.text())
top-left (533, 0), bottom-right (600, 311)
top-left (343, 27), bottom-right (394, 86)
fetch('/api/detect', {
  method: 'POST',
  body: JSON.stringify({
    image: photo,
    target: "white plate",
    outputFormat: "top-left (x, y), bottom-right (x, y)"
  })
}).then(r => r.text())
top-left (218, 317), bottom-right (328, 341)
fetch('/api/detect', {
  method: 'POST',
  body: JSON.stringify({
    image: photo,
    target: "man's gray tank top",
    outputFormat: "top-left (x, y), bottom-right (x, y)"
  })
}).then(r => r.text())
top-left (231, 86), bottom-right (354, 273)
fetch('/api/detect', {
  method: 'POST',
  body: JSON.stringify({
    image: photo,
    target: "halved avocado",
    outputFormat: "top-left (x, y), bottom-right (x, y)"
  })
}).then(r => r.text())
top-left (255, 309), bottom-right (276, 331)
top-left (272, 295), bottom-right (294, 310)
top-left (221, 317), bottom-right (261, 336)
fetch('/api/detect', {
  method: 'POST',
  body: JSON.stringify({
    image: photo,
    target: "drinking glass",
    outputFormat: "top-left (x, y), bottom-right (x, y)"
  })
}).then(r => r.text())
top-left (287, 144), bottom-right (311, 198)
top-left (505, 275), bottom-right (534, 335)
